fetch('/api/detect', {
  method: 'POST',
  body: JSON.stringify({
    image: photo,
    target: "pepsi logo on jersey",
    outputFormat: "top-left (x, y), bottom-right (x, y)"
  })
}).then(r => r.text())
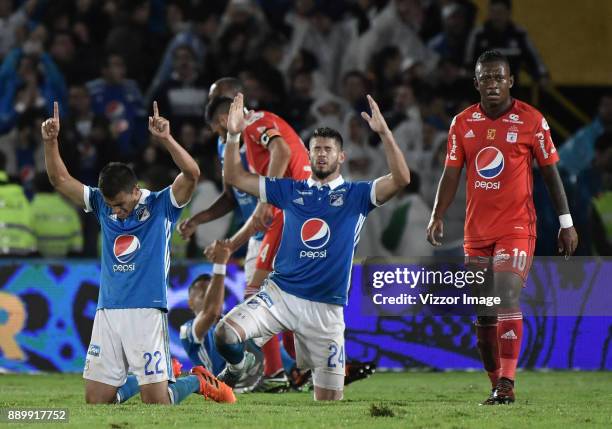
top-left (113, 234), bottom-right (140, 272)
top-left (300, 218), bottom-right (330, 258)
top-left (474, 146), bottom-right (504, 190)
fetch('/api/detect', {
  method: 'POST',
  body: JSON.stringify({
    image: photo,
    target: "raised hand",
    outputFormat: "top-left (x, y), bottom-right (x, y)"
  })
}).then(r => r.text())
top-left (361, 95), bottom-right (390, 135)
top-left (177, 219), bottom-right (197, 240)
top-left (148, 101), bottom-right (171, 140)
top-left (206, 239), bottom-right (232, 264)
top-left (227, 93), bottom-right (246, 135)
top-left (41, 101), bottom-right (60, 141)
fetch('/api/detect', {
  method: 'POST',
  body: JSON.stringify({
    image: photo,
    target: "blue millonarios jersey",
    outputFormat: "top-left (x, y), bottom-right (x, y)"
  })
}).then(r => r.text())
top-left (179, 319), bottom-right (226, 375)
top-left (217, 138), bottom-right (263, 240)
top-left (84, 186), bottom-right (184, 310)
top-left (260, 175), bottom-right (379, 305)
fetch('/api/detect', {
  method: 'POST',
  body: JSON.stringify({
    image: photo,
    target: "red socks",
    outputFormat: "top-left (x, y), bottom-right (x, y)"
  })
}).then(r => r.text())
top-left (282, 331), bottom-right (296, 359)
top-left (262, 336), bottom-right (283, 377)
top-left (476, 323), bottom-right (500, 388)
top-left (497, 309), bottom-right (523, 381)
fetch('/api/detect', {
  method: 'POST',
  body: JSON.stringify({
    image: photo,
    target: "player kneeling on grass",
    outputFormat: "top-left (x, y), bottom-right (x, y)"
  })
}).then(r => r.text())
top-left (179, 240), bottom-right (263, 392)
top-left (215, 93), bottom-right (410, 400)
top-left (42, 101), bottom-right (233, 405)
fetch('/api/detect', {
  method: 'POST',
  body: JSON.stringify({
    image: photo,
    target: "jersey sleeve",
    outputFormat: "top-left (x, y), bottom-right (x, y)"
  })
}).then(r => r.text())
top-left (246, 113), bottom-right (282, 148)
top-left (156, 186), bottom-right (185, 223)
top-left (179, 319), bottom-right (201, 345)
top-left (259, 177), bottom-right (293, 209)
top-left (531, 115), bottom-right (559, 167)
top-left (444, 116), bottom-right (465, 167)
top-left (354, 180), bottom-right (379, 215)
top-left (83, 186), bottom-right (105, 216)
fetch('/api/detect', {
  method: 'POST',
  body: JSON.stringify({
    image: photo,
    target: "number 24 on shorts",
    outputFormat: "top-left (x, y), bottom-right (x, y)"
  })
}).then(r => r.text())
top-left (327, 344), bottom-right (345, 368)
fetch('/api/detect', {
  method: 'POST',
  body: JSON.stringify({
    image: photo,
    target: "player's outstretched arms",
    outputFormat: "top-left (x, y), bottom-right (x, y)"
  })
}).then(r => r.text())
top-left (177, 187), bottom-right (237, 240)
top-left (149, 101), bottom-right (200, 206)
top-left (42, 102), bottom-right (86, 208)
top-left (540, 164), bottom-right (578, 258)
top-left (224, 93), bottom-right (261, 197)
top-left (427, 166), bottom-right (462, 246)
top-left (193, 240), bottom-right (231, 339)
top-left (361, 95), bottom-right (411, 205)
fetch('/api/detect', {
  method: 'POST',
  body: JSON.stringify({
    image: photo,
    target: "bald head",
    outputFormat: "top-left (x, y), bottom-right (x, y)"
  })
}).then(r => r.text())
top-left (208, 77), bottom-right (244, 99)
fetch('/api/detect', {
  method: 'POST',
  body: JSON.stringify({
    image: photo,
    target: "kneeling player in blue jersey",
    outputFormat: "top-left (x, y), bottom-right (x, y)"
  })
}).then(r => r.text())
top-left (179, 240), bottom-right (262, 391)
top-left (41, 102), bottom-right (234, 404)
top-left (215, 93), bottom-right (411, 400)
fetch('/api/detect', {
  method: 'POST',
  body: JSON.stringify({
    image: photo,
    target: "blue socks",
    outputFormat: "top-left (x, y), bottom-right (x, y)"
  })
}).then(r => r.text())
top-left (168, 376), bottom-right (200, 404)
top-left (116, 374), bottom-right (200, 405)
top-left (116, 375), bottom-right (140, 403)
top-left (217, 342), bottom-right (245, 365)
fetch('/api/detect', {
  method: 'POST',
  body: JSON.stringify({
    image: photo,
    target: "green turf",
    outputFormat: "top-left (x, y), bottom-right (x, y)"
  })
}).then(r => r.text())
top-left (1, 372), bottom-right (611, 428)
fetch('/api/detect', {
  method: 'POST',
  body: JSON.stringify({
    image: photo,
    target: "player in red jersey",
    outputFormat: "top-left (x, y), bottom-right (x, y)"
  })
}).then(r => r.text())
top-left (202, 91), bottom-right (310, 391)
top-left (427, 51), bottom-right (578, 404)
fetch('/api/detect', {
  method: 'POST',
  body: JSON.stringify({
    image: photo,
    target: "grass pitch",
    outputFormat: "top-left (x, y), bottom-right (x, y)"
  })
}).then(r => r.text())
top-left (1, 372), bottom-right (611, 428)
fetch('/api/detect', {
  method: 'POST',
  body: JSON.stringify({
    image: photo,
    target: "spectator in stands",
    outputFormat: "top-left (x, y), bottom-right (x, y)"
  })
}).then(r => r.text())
top-left (31, 172), bottom-right (82, 257)
top-left (590, 133), bottom-right (612, 255)
top-left (559, 94), bottom-right (612, 178)
top-left (0, 42), bottom-right (67, 134)
top-left (0, 151), bottom-right (35, 256)
top-left (427, 2), bottom-right (472, 66)
top-left (48, 30), bottom-right (97, 85)
top-left (385, 84), bottom-right (423, 168)
top-left (151, 44), bottom-right (209, 130)
top-left (0, 0), bottom-right (38, 60)
top-left (369, 45), bottom-right (403, 111)
top-left (341, 70), bottom-right (370, 115)
top-left (14, 107), bottom-right (45, 196)
top-left (355, 0), bottom-right (438, 75)
top-left (86, 53), bottom-right (147, 159)
top-left (341, 112), bottom-right (384, 181)
top-left (465, 0), bottom-right (549, 85)
top-left (285, 68), bottom-right (316, 133)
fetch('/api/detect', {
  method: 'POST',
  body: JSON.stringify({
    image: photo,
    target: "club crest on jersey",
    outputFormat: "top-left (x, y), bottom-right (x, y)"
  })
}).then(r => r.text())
top-left (300, 218), bottom-right (330, 249)
top-left (330, 193), bottom-right (344, 207)
top-left (136, 206), bottom-right (150, 222)
top-left (506, 126), bottom-right (518, 143)
top-left (486, 129), bottom-right (496, 140)
top-left (475, 146), bottom-right (504, 179)
top-left (113, 234), bottom-right (141, 263)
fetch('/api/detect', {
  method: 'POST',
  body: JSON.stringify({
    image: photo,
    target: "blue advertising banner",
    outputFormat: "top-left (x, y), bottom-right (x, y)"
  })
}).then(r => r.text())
top-left (0, 260), bottom-right (611, 373)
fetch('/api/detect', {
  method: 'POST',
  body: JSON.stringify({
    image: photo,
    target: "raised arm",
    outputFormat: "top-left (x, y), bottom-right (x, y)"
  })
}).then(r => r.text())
top-left (540, 164), bottom-right (578, 257)
top-left (149, 101), bottom-right (200, 206)
top-left (192, 240), bottom-right (231, 339)
top-left (361, 95), bottom-right (411, 205)
top-left (42, 102), bottom-right (86, 208)
top-left (223, 93), bottom-right (261, 196)
top-left (427, 166), bottom-right (462, 246)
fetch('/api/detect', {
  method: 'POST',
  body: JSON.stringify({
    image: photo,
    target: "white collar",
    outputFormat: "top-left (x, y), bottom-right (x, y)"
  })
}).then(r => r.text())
top-left (137, 189), bottom-right (151, 205)
top-left (307, 175), bottom-right (344, 190)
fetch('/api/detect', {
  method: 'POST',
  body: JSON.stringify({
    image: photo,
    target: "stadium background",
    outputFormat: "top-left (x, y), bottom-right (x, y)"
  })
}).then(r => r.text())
top-left (1, 0), bottom-right (611, 374)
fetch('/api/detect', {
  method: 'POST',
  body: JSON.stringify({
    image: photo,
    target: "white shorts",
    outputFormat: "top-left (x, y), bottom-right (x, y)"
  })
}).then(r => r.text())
top-left (223, 280), bottom-right (345, 390)
top-left (244, 237), bottom-right (262, 285)
top-left (83, 308), bottom-right (174, 387)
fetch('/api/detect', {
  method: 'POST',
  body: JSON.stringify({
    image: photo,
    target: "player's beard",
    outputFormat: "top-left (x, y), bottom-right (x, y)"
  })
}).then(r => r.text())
top-left (312, 160), bottom-right (339, 180)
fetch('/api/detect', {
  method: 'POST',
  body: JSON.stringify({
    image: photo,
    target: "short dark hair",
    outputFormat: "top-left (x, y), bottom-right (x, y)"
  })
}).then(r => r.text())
top-left (98, 162), bottom-right (138, 198)
top-left (476, 50), bottom-right (510, 70)
top-left (205, 96), bottom-right (233, 123)
top-left (310, 127), bottom-right (343, 149)
top-left (188, 274), bottom-right (212, 293)
top-left (209, 77), bottom-right (244, 98)
top-left (490, 0), bottom-right (512, 10)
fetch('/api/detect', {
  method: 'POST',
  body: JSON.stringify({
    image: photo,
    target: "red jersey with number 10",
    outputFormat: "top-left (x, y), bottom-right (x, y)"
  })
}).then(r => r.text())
top-left (445, 99), bottom-right (559, 241)
top-left (243, 110), bottom-right (311, 180)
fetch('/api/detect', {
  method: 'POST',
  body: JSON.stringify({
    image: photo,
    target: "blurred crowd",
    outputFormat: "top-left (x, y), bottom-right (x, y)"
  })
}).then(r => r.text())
top-left (0, 0), bottom-right (610, 259)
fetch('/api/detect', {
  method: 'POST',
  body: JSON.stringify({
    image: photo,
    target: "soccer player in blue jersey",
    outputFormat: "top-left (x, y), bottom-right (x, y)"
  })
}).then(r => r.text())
top-left (215, 93), bottom-right (411, 400)
top-left (41, 101), bottom-right (234, 404)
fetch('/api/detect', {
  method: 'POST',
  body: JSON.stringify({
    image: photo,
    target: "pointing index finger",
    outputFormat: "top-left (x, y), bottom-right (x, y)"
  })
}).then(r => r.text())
top-left (153, 101), bottom-right (159, 118)
top-left (53, 101), bottom-right (59, 120)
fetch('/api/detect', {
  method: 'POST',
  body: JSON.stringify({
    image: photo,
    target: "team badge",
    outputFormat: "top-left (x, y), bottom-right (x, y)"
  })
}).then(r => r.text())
top-left (330, 193), bottom-right (344, 207)
top-left (506, 131), bottom-right (518, 143)
top-left (113, 235), bottom-right (141, 263)
top-left (136, 206), bottom-right (150, 222)
top-left (475, 146), bottom-right (504, 179)
top-left (486, 129), bottom-right (496, 140)
top-left (300, 218), bottom-right (331, 249)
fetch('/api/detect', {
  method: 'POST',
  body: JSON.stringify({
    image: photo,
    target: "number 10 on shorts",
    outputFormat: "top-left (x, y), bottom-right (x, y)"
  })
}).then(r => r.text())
top-left (327, 344), bottom-right (345, 369)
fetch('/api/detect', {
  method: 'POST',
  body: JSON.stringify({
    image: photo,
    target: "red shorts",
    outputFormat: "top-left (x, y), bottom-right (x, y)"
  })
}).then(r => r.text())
top-left (464, 236), bottom-right (535, 281)
top-left (255, 207), bottom-right (283, 272)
